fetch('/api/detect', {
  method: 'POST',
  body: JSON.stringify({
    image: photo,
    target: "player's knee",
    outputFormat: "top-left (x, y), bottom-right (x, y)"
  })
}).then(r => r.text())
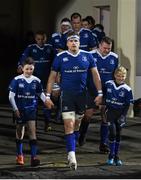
top-left (62, 112), bottom-right (75, 134)
top-left (64, 120), bottom-right (75, 134)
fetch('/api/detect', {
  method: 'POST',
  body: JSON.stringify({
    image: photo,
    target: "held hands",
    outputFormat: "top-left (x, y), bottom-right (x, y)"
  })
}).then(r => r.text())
top-left (14, 110), bottom-right (20, 118)
top-left (94, 95), bottom-right (103, 106)
top-left (44, 93), bottom-right (54, 109)
top-left (94, 90), bottom-right (103, 106)
top-left (44, 99), bottom-right (54, 109)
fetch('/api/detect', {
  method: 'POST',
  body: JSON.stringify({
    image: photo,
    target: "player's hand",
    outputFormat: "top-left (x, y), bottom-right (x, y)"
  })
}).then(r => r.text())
top-left (94, 95), bottom-right (103, 106)
top-left (44, 99), bottom-right (54, 109)
top-left (14, 110), bottom-right (20, 118)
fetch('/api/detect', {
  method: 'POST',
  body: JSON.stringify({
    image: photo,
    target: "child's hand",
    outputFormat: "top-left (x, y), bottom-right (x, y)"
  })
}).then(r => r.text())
top-left (45, 99), bottom-right (54, 109)
top-left (14, 110), bottom-right (20, 118)
top-left (117, 115), bottom-right (126, 127)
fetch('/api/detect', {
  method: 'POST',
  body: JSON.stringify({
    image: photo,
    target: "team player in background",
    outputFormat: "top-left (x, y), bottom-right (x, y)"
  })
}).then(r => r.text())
top-left (49, 18), bottom-right (72, 122)
top-left (92, 24), bottom-right (106, 45)
top-left (70, 12), bottom-right (98, 51)
top-left (85, 16), bottom-right (96, 30)
top-left (82, 15), bottom-right (105, 44)
top-left (105, 66), bottom-right (133, 165)
top-left (45, 32), bottom-right (102, 170)
top-left (79, 37), bottom-right (119, 154)
top-left (62, 12), bottom-right (98, 51)
top-left (49, 17), bottom-right (72, 55)
top-left (82, 18), bottom-right (91, 29)
top-left (81, 15), bottom-right (106, 47)
top-left (9, 57), bottom-right (49, 166)
top-left (17, 31), bottom-right (54, 132)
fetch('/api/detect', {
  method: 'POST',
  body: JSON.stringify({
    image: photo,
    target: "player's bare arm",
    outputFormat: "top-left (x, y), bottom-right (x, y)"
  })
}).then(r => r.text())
top-left (91, 67), bottom-right (103, 105)
top-left (45, 70), bottom-right (57, 109)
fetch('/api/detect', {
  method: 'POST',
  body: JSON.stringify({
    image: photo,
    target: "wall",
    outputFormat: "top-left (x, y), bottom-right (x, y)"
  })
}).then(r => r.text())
top-left (55, 0), bottom-right (118, 50)
top-left (0, 0), bottom-right (22, 104)
top-left (24, 0), bottom-right (72, 37)
top-left (135, 0), bottom-right (141, 99)
top-left (136, 0), bottom-right (141, 76)
top-left (0, 0), bottom-right (73, 103)
top-left (117, 0), bottom-right (136, 92)
top-left (117, 0), bottom-right (136, 116)
top-left (55, 0), bottom-right (94, 31)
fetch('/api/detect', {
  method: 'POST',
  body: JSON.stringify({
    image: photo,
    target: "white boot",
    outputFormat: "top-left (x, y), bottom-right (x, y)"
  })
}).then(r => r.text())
top-left (68, 151), bottom-right (77, 170)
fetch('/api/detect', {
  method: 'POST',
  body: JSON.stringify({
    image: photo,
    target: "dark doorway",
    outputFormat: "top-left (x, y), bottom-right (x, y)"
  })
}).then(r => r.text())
top-left (0, 0), bottom-right (72, 104)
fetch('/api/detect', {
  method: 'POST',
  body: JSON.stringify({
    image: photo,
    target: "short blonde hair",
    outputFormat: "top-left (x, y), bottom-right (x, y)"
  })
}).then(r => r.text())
top-left (114, 66), bottom-right (127, 76)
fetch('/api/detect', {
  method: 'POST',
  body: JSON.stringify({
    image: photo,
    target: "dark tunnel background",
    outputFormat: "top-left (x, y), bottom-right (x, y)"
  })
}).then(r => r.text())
top-left (0, 0), bottom-right (73, 104)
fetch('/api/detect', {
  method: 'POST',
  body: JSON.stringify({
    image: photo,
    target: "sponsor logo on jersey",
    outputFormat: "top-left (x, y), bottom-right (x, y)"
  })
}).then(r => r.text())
top-left (84, 33), bottom-right (88, 38)
top-left (63, 106), bottom-right (68, 111)
top-left (110, 59), bottom-right (115, 64)
top-left (32, 83), bottom-right (36, 89)
top-left (107, 88), bottom-right (112, 93)
top-left (99, 68), bottom-right (106, 73)
top-left (33, 49), bottom-right (37, 53)
top-left (73, 66), bottom-right (79, 70)
top-left (119, 91), bottom-right (125, 97)
top-left (19, 83), bottom-right (24, 88)
top-left (55, 39), bottom-right (60, 43)
top-left (82, 56), bottom-right (87, 62)
top-left (63, 57), bottom-right (69, 62)
top-left (25, 92), bottom-right (30, 96)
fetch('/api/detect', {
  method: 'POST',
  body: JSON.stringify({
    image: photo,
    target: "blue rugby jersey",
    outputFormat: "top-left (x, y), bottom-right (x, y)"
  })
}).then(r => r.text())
top-left (18, 44), bottom-right (54, 87)
top-left (92, 28), bottom-right (106, 44)
top-left (105, 80), bottom-right (133, 109)
top-left (87, 49), bottom-right (119, 94)
top-left (52, 50), bottom-right (97, 93)
top-left (9, 74), bottom-right (44, 110)
top-left (49, 32), bottom-right (65, 55)
top-left (91, 49), bottom-right (118, 84)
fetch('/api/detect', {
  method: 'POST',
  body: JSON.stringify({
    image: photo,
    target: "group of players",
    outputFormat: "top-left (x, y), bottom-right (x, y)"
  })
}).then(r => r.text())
top-left (8, 12), bottom-right (133, 170)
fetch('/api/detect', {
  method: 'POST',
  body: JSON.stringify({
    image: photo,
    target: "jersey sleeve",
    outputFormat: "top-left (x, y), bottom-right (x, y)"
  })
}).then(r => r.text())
top-left (36, 80), bottom-right (44, 94)
top-left (88, 53), bottom-right (97, 69)
top-left (51, 55), bottom-right (61, 72)
top-left (115, 57), bottom-right (119, 69)
top-left (18, 46), bottom-right (31, 66)
top-left (125, 89), bottom-right (134, 105)
top-left (88, 31), bottom-right (98, 49)
top-left (8, 78), bottom-right (18, 93)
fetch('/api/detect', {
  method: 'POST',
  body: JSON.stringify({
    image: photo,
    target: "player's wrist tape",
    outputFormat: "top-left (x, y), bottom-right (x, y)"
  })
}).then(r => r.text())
top-left (46, 93), bottom-right (51, 99)
top-left (46, 93), bottom-right (51, 96)
top-left (98, 90), bottom-right (103, 96)
top-left (46, 96), bottom-right (51, 100)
